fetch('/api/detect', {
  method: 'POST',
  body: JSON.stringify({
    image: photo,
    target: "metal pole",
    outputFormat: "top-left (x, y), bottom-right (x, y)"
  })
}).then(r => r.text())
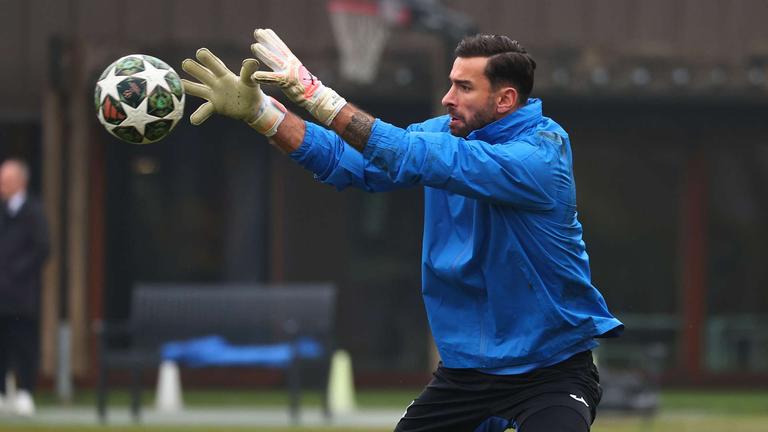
top-left (679, 149), bottom-right (707, 382)
top-left (49, 35), bottom-right (73, 402)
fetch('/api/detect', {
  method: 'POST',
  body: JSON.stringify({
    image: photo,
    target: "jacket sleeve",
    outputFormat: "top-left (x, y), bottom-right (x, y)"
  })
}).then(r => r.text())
top-left (290, 121), bottom-right (419, 193)
top-left (362, 119), bottom-right (557, 209)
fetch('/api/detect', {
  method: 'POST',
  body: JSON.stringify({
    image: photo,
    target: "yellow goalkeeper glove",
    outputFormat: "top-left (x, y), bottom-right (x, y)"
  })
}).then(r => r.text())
top-left (251, 28), bottom-right (347, 126)
top-left (181, 48), bottom-right (286, 136)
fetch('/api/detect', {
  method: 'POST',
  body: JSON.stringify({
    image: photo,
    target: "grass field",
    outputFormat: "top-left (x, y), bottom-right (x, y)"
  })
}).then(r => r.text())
top-left (0, 389), bottom-right (765, 431)
top-left (2, 416), bottom-right (768, 432)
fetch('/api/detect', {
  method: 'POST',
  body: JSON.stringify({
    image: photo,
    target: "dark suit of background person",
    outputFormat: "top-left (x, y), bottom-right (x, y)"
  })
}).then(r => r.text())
top-left (0, 159), bottom-right (50, 415)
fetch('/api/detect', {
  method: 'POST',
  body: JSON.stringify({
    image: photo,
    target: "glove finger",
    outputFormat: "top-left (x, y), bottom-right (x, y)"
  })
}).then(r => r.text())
top-left (196, 48), bottom-right (231, 78)
top-left (181, 58), bottom-right (216, 86)
top-left (263, 29), bottom-right (294, 58)
top-left (190, 102), bottom-right (215, 125)
top-left (251, 71), bottom-right (285, 86)
top-left (239, 58), bottom-right (261, 86)
top-left (181, 79), bottom-right (212, 100)
top-left (254, 28), bottom-right (293, 59)
top-left (251, 43), bottom-right (285, 71)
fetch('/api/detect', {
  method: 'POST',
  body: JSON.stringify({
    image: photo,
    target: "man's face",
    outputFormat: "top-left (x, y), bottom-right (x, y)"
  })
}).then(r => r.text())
top-left (0, 162), bottom-right (25, 201)
top-left (441, 56), bottom-right (498, 137)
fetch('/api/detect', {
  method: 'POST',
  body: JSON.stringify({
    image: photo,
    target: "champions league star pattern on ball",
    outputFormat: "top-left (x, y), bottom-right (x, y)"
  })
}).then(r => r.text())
top-left (95, 54), bottom-right (185, 144)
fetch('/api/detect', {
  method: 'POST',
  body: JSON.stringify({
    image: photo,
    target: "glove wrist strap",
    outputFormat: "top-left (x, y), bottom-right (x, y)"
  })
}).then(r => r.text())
top-left (307, 86), bottom-right (347, 126)
top-left (248, 96), bottom-right (287, 136)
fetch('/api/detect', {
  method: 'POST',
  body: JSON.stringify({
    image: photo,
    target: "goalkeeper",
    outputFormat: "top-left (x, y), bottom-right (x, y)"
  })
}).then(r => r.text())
top-left (182, 29), bottom-right (623, 432)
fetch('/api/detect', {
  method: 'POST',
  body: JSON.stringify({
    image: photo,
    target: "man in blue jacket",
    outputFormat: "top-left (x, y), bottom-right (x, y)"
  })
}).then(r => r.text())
top-left (182, 29), bottom-right (623, 432)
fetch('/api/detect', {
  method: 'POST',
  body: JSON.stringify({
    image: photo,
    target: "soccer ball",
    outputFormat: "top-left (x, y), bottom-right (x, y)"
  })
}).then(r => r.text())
top-left (95, 54), bottom-right (185, 144)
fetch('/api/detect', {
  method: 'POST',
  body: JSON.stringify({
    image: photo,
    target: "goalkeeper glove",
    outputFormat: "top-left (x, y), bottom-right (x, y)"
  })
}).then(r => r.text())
top-left (181, 48), bottom-right (286, 136)
top-left (251, 28), bottom-right (347, 126)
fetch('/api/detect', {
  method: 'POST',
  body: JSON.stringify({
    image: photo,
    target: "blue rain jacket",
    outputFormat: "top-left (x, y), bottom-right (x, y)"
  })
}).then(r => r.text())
top-left (291, 99), bottom-right (623, 371)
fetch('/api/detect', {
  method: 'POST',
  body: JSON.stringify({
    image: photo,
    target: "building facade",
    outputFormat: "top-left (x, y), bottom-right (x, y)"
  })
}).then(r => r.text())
top-left (1, 0), bottom-right (768, 387)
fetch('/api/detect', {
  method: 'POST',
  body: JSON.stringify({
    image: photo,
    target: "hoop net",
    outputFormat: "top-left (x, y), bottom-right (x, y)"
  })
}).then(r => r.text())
top-left (328, 0), bottom-right (409, 85)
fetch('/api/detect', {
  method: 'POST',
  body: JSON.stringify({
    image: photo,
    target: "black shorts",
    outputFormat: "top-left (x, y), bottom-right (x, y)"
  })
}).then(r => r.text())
top-left (394, 350), bottom-right (602, 432)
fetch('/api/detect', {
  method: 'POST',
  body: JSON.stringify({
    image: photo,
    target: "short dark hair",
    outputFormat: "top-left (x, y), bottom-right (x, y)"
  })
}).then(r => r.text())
top-left (455, 34), bottom-right (536, 103)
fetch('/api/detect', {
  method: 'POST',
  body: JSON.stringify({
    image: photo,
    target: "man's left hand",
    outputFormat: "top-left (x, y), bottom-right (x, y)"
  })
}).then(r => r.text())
top-left (251, 28), bottom-right (347, 125)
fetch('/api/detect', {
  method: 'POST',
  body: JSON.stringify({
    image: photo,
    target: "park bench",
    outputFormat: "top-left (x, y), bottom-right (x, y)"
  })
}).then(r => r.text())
top-left (596, 316), bottom-right (669, 417)
top-left (96, 283), bottom-right (337, 423)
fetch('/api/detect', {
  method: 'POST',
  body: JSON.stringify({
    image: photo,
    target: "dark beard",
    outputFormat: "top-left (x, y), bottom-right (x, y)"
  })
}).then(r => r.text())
top-left (451, 100), bottom-right (497, 137)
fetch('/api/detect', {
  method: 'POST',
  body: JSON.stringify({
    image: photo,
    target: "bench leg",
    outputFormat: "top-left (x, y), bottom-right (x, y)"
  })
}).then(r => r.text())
top-left (97, 361), bottom-right (107, 423)
top-left (130, 366), bottom-right (142, 423)
top-left (287, 359), bottom-right (301, 424)
top-left (321, 357), bottom-right (332, 420)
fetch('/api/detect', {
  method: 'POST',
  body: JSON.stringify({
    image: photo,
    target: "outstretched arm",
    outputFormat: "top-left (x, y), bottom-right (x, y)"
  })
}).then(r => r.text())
top-left (270, 104), bottom-right (373, 154)
top-left (332, 106), bottom-right (375, 152)
top-left (180, 44), bottom-right (374, 155)
top-left (250, 28), bottom-right (375, 153)
top-left (180, 45), bottom-right (391, 193)
top-left (182, 42), bottom-right (555, 207)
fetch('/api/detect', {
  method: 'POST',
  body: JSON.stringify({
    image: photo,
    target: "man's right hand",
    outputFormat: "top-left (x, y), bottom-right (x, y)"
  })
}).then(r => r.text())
top-left (181, 48), bottom-right (286, 136)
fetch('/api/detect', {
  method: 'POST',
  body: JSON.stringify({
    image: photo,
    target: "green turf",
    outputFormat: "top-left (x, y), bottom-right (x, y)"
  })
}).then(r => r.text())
top-left (36, 388), bottom-right (768, 413)
top-left (2, 389), bottom-right (766, 431)
top-left (660, 389), bottom-right (768, 414)
top-left (593, 415), bottom-right (768, 432)
top-left (2, 415), bottom-right (768, 432)
top-left (0, 428), bottom-right (391, 432)
top-left (35, 388), bottom-right (420, 409)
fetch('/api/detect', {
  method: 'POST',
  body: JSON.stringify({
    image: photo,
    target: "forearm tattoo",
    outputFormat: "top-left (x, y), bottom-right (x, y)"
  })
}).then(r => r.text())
top-left (342, 112), bottom-right (374, 152)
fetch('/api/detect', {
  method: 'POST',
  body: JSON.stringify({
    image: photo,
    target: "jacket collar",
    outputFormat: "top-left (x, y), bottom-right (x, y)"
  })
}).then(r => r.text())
top-left (467, 98), bottom-right (542, 143)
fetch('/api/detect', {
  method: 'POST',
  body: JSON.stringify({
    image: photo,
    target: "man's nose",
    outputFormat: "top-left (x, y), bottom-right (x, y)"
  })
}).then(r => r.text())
top-left (441, 86), bottom-right (455, 107)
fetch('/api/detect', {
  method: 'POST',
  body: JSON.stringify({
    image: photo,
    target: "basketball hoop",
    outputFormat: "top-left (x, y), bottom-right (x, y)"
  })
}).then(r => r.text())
top-left (327, 0), bottom-right (410, 85)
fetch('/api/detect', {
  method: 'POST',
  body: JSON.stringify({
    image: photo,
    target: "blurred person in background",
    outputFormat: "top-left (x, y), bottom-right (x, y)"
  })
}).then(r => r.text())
top-left (0, 158), bottom-right (50, 416)
top-left (181, 29), bottom-right (623, 431)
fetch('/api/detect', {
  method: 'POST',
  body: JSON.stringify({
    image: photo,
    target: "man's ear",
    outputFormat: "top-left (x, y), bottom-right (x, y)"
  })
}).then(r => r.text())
top-left (496, 87), bottom-right (519, 114)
